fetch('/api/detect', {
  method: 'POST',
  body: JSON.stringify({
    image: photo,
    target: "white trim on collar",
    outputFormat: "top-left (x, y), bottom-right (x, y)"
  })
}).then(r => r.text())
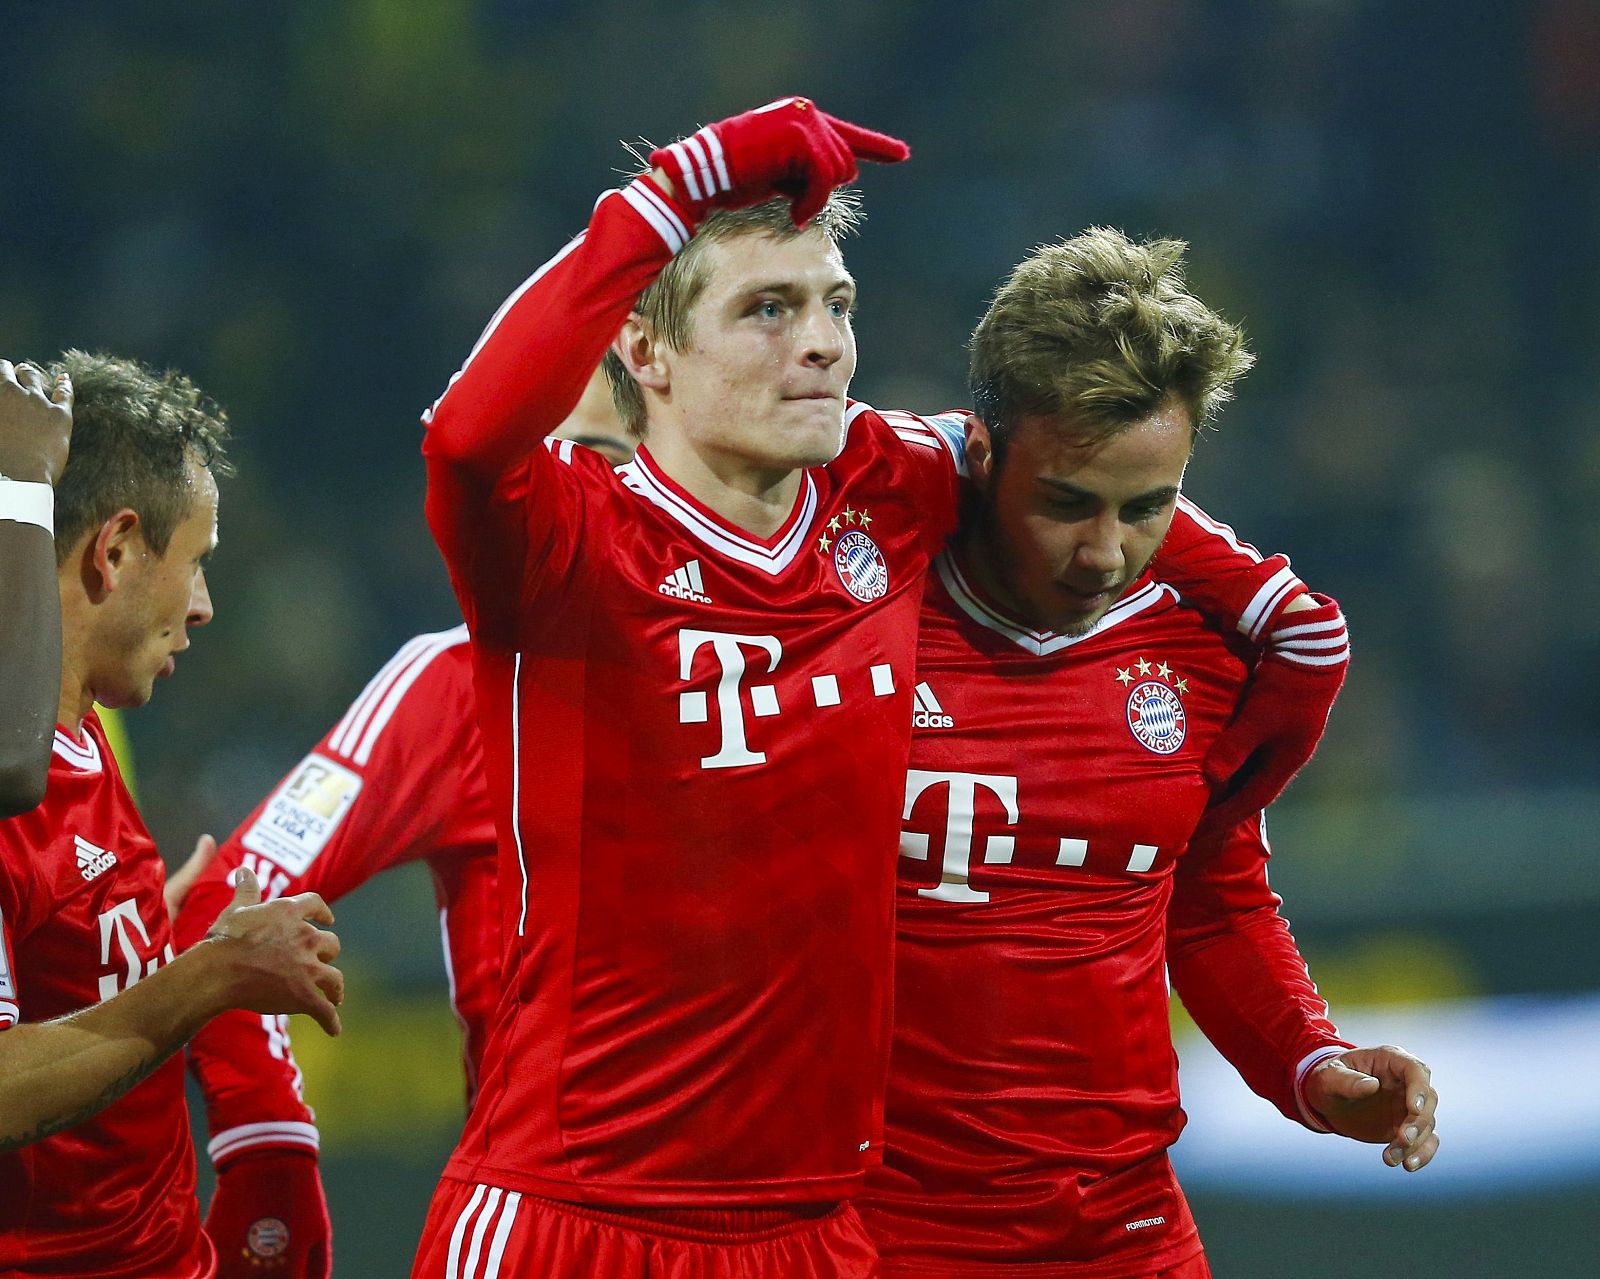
top-left (616, 451), bottom-right (819, 576)
top-left (935, 552), bottom-right (1174, 656)
top-left (52, 726), bottom-right (104, 773)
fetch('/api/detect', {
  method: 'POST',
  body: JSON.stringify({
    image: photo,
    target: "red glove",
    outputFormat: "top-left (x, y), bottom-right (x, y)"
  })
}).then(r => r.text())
top-left (205, 1148), bottom-right (331, 1279)
top-left (1198, 593), bottom-right (1350, 834)
top-left (650, 96), bottom-right (910, 227)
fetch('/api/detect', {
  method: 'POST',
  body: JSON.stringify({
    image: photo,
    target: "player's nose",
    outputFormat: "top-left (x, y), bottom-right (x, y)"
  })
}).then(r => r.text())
top-left (188, 569), bottom-right (215, 629)
top-left (1073, 517), bottom-right (1125, 577)
top-left (797, 301), bottom-right (846, 367)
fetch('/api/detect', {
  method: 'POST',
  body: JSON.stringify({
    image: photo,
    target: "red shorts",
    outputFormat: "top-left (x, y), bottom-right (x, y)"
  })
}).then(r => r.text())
top-left (880, 1255), bottom-right (1209, 1279)
top-left (411, 1178), bottom-right (880, 1278)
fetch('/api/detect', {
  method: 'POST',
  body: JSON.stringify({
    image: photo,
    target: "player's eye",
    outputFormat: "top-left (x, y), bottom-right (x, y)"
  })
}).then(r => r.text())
top-left (752, 299), bottom-right (784, 319)
top-left (1124, 500), bottom-right (1172, 523)
top-left (827, 298), bottom-right (852, 318)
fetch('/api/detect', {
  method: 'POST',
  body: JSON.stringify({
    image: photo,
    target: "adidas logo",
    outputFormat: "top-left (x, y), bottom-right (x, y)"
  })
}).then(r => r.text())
top-left (912, 682), bottom-right (954, 729)
top-left (75, 835), bottom-right (117, 882)
top-left (658, 559), bottom-right (712, 604)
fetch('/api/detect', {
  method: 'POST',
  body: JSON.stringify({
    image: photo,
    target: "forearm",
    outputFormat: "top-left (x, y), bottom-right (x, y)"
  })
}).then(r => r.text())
top-left (180, 854), bottom-right (317, 1158)
top-left (0, 938), bottom-right (232, 1149)
top-left (422, 175), bottom-right (689, 482)
top-left (0, 526), bottom-right (60, 817)
top-left (1169, 907), bottom-right (1350, 1125)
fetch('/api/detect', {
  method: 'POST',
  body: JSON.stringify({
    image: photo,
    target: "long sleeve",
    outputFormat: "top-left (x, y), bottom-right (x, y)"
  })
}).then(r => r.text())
top-left (1166, 812), bottom-right (1352, 1129)
top-left (176, 632), bottom-right (487, 1166)
top-left (421, 176), bottom-right (694, 639)
top-left (1153, 496), bottom-right (1307, 642)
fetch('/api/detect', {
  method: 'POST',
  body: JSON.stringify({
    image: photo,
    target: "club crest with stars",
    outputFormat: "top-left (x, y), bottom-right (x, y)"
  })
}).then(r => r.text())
top-left (818, 506), bottom-right (888, 602)
top-left (1115, 656), bottom-right (1189, 755)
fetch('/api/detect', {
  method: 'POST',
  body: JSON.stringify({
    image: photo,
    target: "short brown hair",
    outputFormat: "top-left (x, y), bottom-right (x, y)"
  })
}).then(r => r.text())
top-left (47, 350), bottom-right (232, 563)
top-left (969, 227), bottom-right (1253, 457)
top-left (602, 193), bottom-right (864, 437)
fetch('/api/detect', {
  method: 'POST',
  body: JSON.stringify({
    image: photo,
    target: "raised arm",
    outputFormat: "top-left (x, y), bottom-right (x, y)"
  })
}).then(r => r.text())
top-left (421, 100), bottom-right (908, 633)
top-left (0, 361), bottom-right (72, 816)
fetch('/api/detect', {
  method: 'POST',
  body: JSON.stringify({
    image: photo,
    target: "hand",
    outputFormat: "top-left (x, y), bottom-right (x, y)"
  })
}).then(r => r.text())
top-left (205, 868), bottom-right (344, 1036)
top-left (165, 833), bottom-right (218, 922)
top-left (206, 1148), bottom-right (331, 1279)
top-left (1304, 1046), bottom-right (1439, 1171)
top-left (1198, 593), bottom-right (1349, 835)
top-left (650, 97), bottom-right (910, 227)
top-left (0, 359), bottom-right (73, 484)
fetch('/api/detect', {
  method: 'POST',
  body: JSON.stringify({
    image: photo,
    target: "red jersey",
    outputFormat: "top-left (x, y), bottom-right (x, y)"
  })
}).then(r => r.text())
top-left (418, 171), bottom-right (1328, 1214)
top-left (173, 626), bottom-right (499, 1166)
top-left (861, 551), bottom-right (1350, 1276)
top-left (422, 173), bottom-right (973, 1206)
top-left (0, 713), bottom-right (214, 1279)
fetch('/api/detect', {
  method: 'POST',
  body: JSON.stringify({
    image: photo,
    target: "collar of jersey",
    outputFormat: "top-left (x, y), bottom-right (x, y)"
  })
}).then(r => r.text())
top-left (52, 722), bottom-right (104, 773)
top-left (935, 549), bottom-right (1175, 656)
top-left (616, 446), bottom-right (820, 576)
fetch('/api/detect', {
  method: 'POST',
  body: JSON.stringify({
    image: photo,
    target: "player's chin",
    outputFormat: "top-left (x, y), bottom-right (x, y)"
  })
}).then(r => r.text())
top-left (771, 421), bottom-right (845, 469)
top-left (1038, 598), bottom-right (1112, 637)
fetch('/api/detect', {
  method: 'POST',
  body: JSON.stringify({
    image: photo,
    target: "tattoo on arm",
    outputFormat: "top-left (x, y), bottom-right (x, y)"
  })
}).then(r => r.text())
top-left (0, 1053), bottom-right (164, 1152)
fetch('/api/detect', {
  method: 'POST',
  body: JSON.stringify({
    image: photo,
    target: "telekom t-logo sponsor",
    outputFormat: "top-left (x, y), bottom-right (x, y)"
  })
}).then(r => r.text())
top-left (97, 898), bottom-right (175, 1000)
top-left (676, 627), bottom-right (899, 770)
top-left (899, 770), bottom-right (1019, 903)
top-left (677, 629), bottom-right (783, 769)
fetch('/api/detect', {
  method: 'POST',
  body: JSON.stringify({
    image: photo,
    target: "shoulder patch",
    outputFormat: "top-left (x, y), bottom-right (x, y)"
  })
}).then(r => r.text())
top-left (241, 753), bottom-right (363, 875)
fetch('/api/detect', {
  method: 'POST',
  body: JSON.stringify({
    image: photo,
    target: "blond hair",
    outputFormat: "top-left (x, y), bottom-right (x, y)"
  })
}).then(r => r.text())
top-left (969, 227), bottom-right (1253, 454)
top-left (602, 193), bottom-right (863, 437)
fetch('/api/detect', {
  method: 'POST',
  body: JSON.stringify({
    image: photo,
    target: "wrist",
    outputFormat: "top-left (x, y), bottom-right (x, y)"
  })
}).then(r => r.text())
top-left (173, 935), bottom-right (244, 1026)
top-left (212, 1128), bottom-right (321, 1169)
top-left (1267, 593), bottom-right (1350, 671)
top-left (0, 476), bottom-right (53, 533)
top-left (1293, 1044), bottom-right (1353, 1132)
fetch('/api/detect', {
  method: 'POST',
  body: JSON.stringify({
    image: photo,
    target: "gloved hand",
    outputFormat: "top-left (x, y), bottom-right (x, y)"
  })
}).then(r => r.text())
top-left (1198, 593), bottom-right (1349, 834)
top-left (650, 96), bottom-right (910, 226)
top-left (206, 1148), bottom-right (331, 1278)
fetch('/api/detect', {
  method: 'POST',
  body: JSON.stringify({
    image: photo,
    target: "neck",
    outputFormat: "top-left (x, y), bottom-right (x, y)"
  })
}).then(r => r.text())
top-left (642, 429), bottom-right (804, 540)
top-left (56, 661), bottom-right (92, 738)
top-left (55, 578), bottom-right (94, 736)
top-left (954, 521), bottom-right (1030, 625)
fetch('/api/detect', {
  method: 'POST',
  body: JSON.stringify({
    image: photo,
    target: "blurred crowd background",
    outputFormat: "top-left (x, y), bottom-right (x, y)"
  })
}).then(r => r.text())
top-left (6, 1), bottom-right (1597, 1273)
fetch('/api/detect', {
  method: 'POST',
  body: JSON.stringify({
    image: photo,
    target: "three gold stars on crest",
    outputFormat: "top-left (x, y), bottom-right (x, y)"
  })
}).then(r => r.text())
top-left (818, 506), bottom-right (872, 554)
top-left (1115, 656), bottom-right (1188, 693)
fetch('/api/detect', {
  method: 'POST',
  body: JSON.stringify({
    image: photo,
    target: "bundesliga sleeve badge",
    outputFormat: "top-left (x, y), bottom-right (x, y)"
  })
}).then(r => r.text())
top-left (1117, 657), bottom-right (1189, 755)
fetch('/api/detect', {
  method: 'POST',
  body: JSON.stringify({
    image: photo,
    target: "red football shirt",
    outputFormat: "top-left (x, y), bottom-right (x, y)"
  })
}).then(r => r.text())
top-left (861, 551), bottom-right (1349, 1276)
top-left (422, 174), bottom-right (970, 1206)
top-left (0, 713), bottom-right (214, 1279)
top-left (174, 626), bottom-right (499, 1166)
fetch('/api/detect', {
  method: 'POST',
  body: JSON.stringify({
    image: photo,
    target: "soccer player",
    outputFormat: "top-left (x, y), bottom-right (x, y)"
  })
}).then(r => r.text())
top-left (861, 230), bottom-right (1437, 1278)
top-left (0, 351), bottom-right (347, 1278)
top-left (0, 359), bottom-right (74, 816)
top-left (168, 384), bottom-right (631, 1279)
top-left (406, 99), bottom-right (1343, 1278)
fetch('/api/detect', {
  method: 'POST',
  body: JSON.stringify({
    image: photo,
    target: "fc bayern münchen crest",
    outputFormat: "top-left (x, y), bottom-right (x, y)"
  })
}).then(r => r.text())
top-left (833, 529), bottom-right (889, 602)
top-left (1126, 680), bottom-right (1187, 754)
top-left (247, 1216), bottom-right (291, 1260)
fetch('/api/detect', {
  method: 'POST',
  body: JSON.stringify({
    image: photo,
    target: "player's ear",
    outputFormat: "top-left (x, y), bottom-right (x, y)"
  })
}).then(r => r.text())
top-left (614, 314), bottom-right (670, 394)
top-left (89, 509), bottom-right (145, 597)
top-left (964, 414), bottom-right (997, 492)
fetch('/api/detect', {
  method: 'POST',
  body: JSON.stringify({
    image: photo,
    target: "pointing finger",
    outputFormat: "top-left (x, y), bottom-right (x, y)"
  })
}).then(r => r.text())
top-left (822, 112), bottom-right (911, 164)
